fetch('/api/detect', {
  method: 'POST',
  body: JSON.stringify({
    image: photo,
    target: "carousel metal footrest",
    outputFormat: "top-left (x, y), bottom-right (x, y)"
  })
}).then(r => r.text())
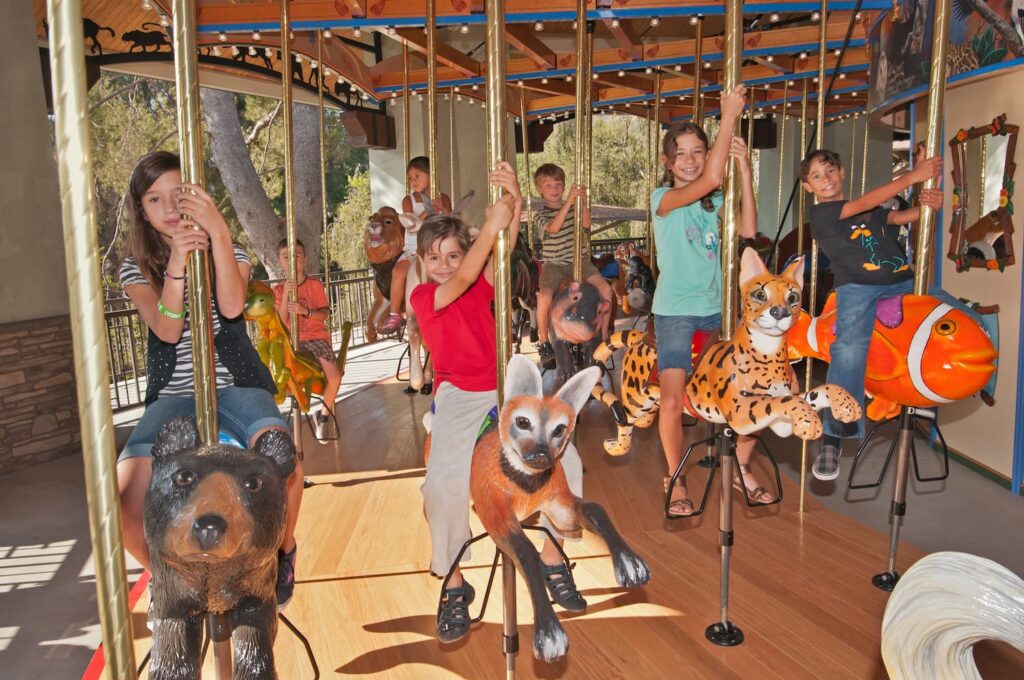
top-left (437, 525), bottom-right (575, 625)
top-left (847, 407), bottom-right (950, 490)
top-left (664, 431), bottom-right (784, 520)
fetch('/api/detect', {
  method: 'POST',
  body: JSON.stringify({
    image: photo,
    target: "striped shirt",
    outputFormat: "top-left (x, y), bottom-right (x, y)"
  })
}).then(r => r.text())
top-left (534, 205), bottom-right (588, 264)
top-left (119, 244), bottom-right (251, 399)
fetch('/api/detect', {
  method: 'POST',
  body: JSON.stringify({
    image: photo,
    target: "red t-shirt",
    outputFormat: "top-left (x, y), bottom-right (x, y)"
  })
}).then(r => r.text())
top-left (272, 276), bottom-right (331, 342)
top-left (410, 273), bottom-right (497, 392)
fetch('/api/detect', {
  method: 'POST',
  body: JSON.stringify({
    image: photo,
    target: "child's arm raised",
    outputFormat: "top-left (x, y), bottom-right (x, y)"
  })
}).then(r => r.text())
top-left (732, 137), bottom-right (758, 238)
top-left (543, 186), bottom-right (581, 233)
top-left (178, 183), bottom-right (249, 318)
top-left (841, 151), bottom-right (942, 220)
top-left (657, 85), bottom-right (747, 217)
top-left (433, 193), bottom-right (515, 311)
top-left (490, 162), bottom-right (523, 253)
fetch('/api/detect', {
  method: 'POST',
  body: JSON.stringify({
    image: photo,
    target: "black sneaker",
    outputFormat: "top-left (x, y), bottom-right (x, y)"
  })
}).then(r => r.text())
top-left (538, 341), bottom-right (556, 370)
top-left (812, 441), bottom-right (842, 481)
top-left (276, 546), bottom-right (297, 611)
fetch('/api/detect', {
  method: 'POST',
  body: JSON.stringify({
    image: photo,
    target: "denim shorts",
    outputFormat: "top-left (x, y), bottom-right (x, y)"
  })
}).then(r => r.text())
top-left (119, 385), bottom-right (287, 460)
top-left (654, 313), bottom-right (721, 372)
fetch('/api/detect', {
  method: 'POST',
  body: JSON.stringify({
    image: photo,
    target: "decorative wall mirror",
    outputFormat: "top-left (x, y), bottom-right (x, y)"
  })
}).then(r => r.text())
top-left (947, 114), bottom-right (1017, 271)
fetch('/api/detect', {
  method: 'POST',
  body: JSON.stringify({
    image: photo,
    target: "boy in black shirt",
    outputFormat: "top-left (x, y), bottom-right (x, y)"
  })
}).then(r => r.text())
top-left (800, 148), bottom-right (976, 480)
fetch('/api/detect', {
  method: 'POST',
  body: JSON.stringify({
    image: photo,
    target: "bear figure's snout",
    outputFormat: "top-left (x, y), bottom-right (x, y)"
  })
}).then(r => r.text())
top-left (192, 514), bottom-right (228, 551)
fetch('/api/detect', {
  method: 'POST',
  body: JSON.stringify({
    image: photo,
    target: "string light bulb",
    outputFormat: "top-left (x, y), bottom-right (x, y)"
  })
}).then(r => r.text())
top-left (535, 21), bottom-right (544, 31)
top-left (766, 55), bottom-right (774, 63)
top-left (460, 23), bottom-right (469, 34)
top-left (811, 11), bottom-right (821, 21)
top-left (141, 0), bottom-right (152, 9)
top-left (252, 30), bottom-right (261, 41)
top-left (218, 31), bottom-right (227, 41)
top-left (248, 46), bottom-right (256, 56)
top-left (690, 16), bottom-right (699, 26)
top-left (159, 14), bottom-right (170, 27)
top-left (611, 18), bottom-right (620, 28)
top-left (323, 29), bottom-right (332, 39)
top-left (769, 13), bottom-right (780, 22)
top-left (353, 27), bottom-right (362, 37)
top-left (650, 16), bottom-right (660, 27)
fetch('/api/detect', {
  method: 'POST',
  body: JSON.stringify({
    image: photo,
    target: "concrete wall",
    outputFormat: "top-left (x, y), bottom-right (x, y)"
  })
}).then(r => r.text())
top-left (921, 71), bottom-right (1024, 484)
top-left (0, 0), bottom-right (81, 475)
top-left (0, 0), bottom-right (69, 322)
top-left (370, 95), bottom-right (517, 230)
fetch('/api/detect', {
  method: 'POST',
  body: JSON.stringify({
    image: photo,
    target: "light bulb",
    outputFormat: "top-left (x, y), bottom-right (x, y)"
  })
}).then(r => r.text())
top-left (252, 30), bottom-right (261, 41)
top-left (219, 32), bottom-right (227, 42)
top-left (353, 27), bottom-right (362, 37)
top-left (460, 23), bottom-right (469, 34)
top-left (323, 29), bottom-right (332, 39)
top-left (650, 16), bottom-right (660, 27)
top-left (769, 13), bottom-right (780, 22)
top-left (535, 21), bottom-right (544, 31)
top-left (690, 16), bottom-right (699, 26)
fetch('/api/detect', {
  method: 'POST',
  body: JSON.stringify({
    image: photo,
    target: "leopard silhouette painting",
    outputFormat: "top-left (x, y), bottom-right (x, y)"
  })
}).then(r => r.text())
top-left (685, 249), bottom-right (861, 438)
top-left (144, 418), bottom-right (295, 680)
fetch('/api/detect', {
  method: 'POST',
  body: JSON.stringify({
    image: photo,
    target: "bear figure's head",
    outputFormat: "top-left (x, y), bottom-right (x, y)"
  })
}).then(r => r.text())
top-left (144, 417), bottom-right (295, 568)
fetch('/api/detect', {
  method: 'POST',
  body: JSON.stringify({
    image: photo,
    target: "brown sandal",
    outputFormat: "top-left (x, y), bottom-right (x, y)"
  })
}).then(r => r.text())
top-left (733, 464), bottom-right (776, 504)
top-left (663, 475), bottom-right (696, 518)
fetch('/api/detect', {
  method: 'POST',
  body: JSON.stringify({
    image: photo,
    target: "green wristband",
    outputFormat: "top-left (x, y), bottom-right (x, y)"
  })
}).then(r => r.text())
top-left (157, 300), bottom-right (187, 320)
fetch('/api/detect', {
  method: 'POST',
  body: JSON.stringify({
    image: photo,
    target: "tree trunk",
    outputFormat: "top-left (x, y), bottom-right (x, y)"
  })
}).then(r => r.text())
top-left (964, 0), bottom-right (1024, 57)
top-left (201, 87), bottom-right (325, 278)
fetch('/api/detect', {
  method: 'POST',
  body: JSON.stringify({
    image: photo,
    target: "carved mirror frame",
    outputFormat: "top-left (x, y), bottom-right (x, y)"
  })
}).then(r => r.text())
top-left (947, 114), bottom-right (1018, 272)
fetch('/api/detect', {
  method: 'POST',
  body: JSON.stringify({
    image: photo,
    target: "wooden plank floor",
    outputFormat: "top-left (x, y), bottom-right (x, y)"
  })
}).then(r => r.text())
top-left (129, 374), bottom-right (1024, 679)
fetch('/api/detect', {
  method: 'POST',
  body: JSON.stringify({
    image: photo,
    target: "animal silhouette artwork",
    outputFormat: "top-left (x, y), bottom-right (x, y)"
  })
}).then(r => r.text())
top-left (787, 291), bottom-right (998, 421)
top-left (470, 355), bottom-right (651, 662)
top-left (144, 418), bottom-right (295, 680)
top-left (686, 249), bottom-right (861, 438)
top-left (122, 24), bottom-right (171, 53)
top-left (243, 281), bottom-right (326, 412)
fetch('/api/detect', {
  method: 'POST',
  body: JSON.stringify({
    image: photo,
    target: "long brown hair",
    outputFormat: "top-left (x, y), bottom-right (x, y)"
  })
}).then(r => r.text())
top-left (660, 122), bottom-right (718, 212)
top-left (126, 151), bottom-right (180, 289)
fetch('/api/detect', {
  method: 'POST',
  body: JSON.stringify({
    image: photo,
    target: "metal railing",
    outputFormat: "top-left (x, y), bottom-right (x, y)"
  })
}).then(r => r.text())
top-left (102, 240), bottom-right (638, 412)
top-left (589, 236), bottom-right (648, 257)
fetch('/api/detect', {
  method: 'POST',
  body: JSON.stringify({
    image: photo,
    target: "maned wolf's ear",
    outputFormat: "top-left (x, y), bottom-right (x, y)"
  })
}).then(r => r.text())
top-left (398, 212), bottom-right (423, 233)
top-left (739, 247), bottom-right (768, 289)
top-left (504, 354), bottom-right (543, 402)
top-left (152, 417), bottom-right (199, 460)
top-left (555, 365), bottom-right (601, 417)
top-left (781, 255), bottom-right (805, 292)
top-left (450, 189), bottom-right (475, 217)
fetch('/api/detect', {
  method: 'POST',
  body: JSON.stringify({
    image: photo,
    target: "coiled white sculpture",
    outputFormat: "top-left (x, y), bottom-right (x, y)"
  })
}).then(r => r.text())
top-left (881, 551), bottom-right (1024, 679)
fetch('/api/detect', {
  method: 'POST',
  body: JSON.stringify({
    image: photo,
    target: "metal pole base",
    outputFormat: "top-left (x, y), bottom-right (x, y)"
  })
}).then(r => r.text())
top-left (705, 621), bottom-right (744, 646)
top-left (871, 571), bottom-right (900, 592)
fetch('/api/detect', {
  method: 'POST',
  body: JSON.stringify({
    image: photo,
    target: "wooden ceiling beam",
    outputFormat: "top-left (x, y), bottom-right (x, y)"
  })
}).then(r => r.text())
top-left (602, 17), bottom-right (643, 62)
top-left (505, 25), bottom-right (557, 70)
top-left (391, 28), bottom-right (482, 77)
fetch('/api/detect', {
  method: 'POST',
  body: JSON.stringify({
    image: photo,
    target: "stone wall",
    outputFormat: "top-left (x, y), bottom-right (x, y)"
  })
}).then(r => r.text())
top-left (0, 315), bottom-right (81, 475)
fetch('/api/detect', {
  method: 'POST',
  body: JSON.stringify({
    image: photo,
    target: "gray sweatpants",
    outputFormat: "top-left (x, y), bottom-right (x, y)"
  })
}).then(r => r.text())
top-left (423, 381), bottom-right (583, 577)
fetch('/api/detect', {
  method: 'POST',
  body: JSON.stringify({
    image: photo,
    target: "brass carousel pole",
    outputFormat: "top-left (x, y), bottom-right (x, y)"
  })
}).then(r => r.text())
top-left (693, 15), bottom-right (704, 124)
top-left (861, 110), bottom-right (870, 194)
top-left (484, 2), bottom-right (515, 676)
top-left (848, 113), bottom-right (859, 196)
top-left (173, 0), bottom-right (230, 673)
top-left (318, 30), bottom-right (333, 347)
top-left (46, 1), bottom-right (135, 676)
top-left (427, 0), bottom-right (438, 200)
top-left (650, 74), bottom-right (661, 266)
top-left (646, 102), bottom-right (654, 253)
top-left (280, 0), bottom-right (303, 466)
top-left (747, 88), bottom-right (755, 151)
top-left (450, 87), bottom-right (457, 200)
top-left (873, 0), bottom-right (953, 592)
top-left (519, 82), bottom-right (532, 241)
top-left (797, 85), bottom-right (811, 514)
top-left (403, 42), bottom-right (411, 195)
top-left (799, 2), bottom-right (828, 516)
top-left (705, 0), bottom-right (744, 647)
top-left (572, 0), bottom-right (592, 283)
top-left (774, 78), bottom-right (789, 271)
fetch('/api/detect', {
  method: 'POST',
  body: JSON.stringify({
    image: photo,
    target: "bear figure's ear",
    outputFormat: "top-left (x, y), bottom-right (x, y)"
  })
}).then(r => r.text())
top-left (152, 417), bottom-right (199, 461)
top-left (252, 428), bottom-right (296, 477)
top-left (504, 354), bottom-right (542, 403)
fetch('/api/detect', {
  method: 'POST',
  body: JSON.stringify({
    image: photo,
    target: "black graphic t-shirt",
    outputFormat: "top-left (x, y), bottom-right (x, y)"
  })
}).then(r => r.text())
top-left (809, 200), bottom-right (913, 287)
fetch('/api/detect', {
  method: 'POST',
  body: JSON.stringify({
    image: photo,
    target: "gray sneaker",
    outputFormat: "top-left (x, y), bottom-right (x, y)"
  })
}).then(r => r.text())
top-left (812, 441), bottom-right (842, 481)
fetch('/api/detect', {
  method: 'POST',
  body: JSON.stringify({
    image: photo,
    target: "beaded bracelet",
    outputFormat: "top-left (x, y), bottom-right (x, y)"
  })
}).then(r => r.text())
top-left (157, 300), bottom-right (188, 320)
top-left (164, 270), bottom-right (186, 280)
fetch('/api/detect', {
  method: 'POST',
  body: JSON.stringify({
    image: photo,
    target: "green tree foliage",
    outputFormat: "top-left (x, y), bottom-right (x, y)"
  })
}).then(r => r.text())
top-left (326, 168), bottom-right (371, 272)
top-left (86, 72), bottom-right (368, 291)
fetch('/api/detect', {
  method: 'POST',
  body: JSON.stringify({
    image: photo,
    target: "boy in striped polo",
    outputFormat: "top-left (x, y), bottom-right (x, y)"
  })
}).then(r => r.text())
top-left (532, 163), bottom-right (612, 369)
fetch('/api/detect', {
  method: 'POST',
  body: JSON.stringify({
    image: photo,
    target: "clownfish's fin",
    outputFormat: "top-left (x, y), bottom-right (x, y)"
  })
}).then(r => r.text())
top-left (867, 396), bottom-right (900, 421)
top-left (864, 332), bottom-right (907, 382)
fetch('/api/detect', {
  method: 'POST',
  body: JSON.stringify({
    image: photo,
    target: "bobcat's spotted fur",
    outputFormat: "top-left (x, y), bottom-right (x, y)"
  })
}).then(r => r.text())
top-left (685, 250), bottom-right (861, 439)
top-left (591, 329), bottom-right (659, 456)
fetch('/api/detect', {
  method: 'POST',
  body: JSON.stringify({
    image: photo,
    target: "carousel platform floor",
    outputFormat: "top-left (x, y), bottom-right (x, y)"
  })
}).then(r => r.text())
top-left (1, 338), bottom-right (1023, 678)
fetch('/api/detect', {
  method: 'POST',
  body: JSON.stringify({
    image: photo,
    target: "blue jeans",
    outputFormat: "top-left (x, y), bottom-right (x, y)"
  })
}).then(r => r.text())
top-left (120, 386), bottom-right (287, 460)
top-left (824, 280), bottom-right (983, 439)
top-left (654, 313), bottom-right (721, 372)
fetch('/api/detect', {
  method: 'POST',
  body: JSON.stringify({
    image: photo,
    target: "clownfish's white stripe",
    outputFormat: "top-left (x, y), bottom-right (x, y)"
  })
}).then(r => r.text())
top-left (807, 315), bottom-right (820, 354)
top-left (908, 303), bottom-right (954, 404)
